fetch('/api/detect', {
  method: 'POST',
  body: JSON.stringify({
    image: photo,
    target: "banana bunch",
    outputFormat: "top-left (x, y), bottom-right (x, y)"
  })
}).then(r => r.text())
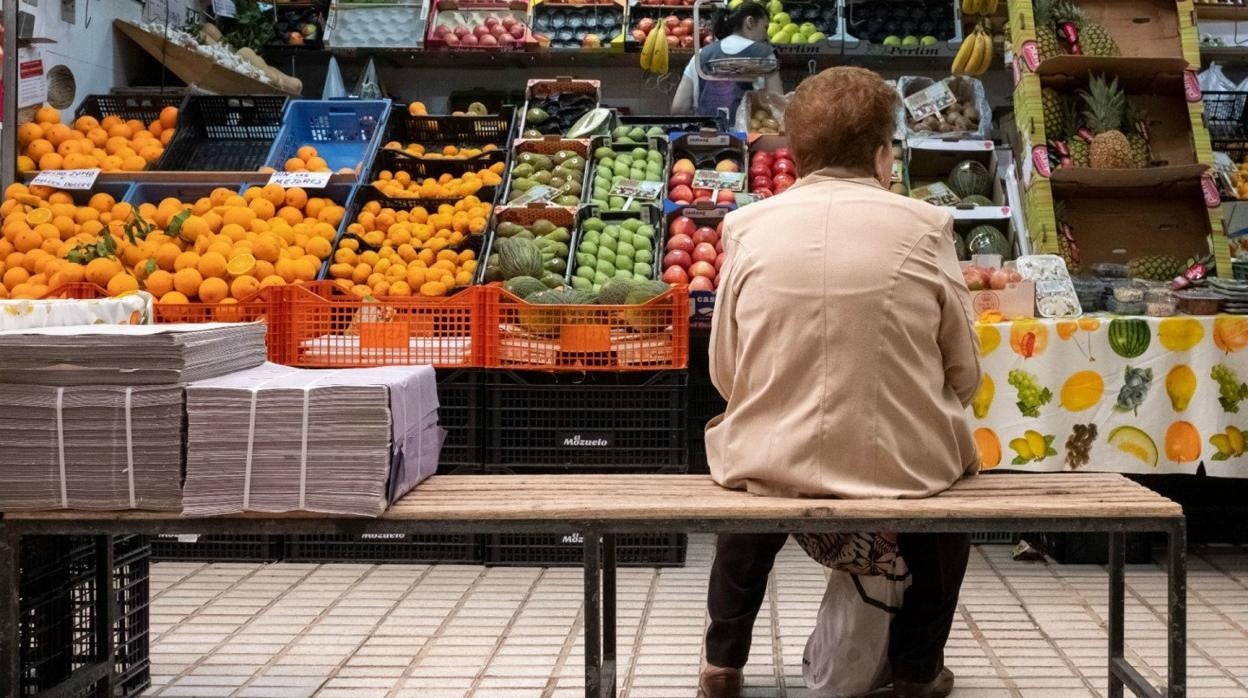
top-left (951, 23), bottom-right (993, 76)
top-left (960, 0), bottom-right (998, 15)
top-left (640, 24), bottom-right (669, 75)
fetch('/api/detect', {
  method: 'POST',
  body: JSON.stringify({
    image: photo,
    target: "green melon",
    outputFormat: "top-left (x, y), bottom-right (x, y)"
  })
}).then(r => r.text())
top-left (502, 276), bottom-right (548, 300)
top-left (597, 277), bottom-right (635, 305)
top-left (497, 237), bottom-right (545, 280)
top-left (961, 194), bottom-right (993, 206)
top-left (1108, 319), bottom-right (1151, 359)
top-left (948, 160), bottom-right (992, 198)
top-left (953, 232), bottom-right (969, 261)
top-left (965, 225), bottom-right (1010, 258)
top-left (622, 281), bottom-right (672, 332)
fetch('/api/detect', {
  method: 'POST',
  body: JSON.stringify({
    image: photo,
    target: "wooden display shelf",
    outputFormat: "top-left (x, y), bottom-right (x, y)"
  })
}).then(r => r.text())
top-left (115, 20), bottom-right (299, 96)
top-left (1197, 3), bottom-right (1248, 21)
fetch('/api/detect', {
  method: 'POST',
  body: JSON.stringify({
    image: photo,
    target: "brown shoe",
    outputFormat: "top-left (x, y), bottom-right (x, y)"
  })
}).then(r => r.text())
top-left (697, 665), bottom-right (743, 698)
top-left (893, 667), bottom-right (955, 698)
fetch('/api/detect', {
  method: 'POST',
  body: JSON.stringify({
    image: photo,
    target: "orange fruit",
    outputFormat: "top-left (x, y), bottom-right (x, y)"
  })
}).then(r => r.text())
top-left (248, 198), bottom-right (276, 220)
top-left (305, 157), bottom-right (329, 172)
top-left (121, 155), bottom-right (147, 172)
top-left (144, 269), bottom-right (175, 297)
top-left (154, 242), bottom-right (182, 272)
top-left (173, 268), bottom-right (203, 297)
top-left (84, 257), bottom-right (120, 287)
top-left (3, 267), bottom-right (30, 288)
top-left (74, 115), bottom-right (100, 133)
top-left (37, 153), bottom-right (63, 171)
top-left (230, 275), bottom-right (260, 300)
top-left (296, 145), bottom-right (318, 161)
top-left (198, 276), bottom-right (230, 304)
top-left (174, 251), bottom-right (200, 272)
top-left (179, 215), bottom-right (210, 242)
top-left (17, 122), bottom-right (43, 146)
top-left (159, 291), bottom-right (189, 305)
top-left (260, 274), bottom-right (286, 289)
top-left (284, 157), bottom-right (307, 172)
top-left (106, 123), bottom-right (133, 140)
top-left (197, 252), bottom-right (228, 279)
top-left (26, 138), bottom-right (55, 162)
top-left (259, 184), bottom-right (286, 207)
top-left (13, 229), bottom-right (43, 253)
top-left (284, 187), bottom-right (309, 210)
top-left (45, 124), bottom-right (73, 147)
top-left (107, 273), bottom-right (140, 296)
top-left (35, 106), bottom-right (61, 124)
top-left (159, 106), bottom-right (179, 130)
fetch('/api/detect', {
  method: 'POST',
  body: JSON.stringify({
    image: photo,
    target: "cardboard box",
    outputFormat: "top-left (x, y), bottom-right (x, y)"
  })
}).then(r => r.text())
top-left (906, 139), bottom-right (1014, 221)
top-left (1011, 0), bottom-right (1188, 72)
top-left (666, 201), bottom-right (729, 329)
top-left (1051, 174), bottom-right (1214, 268)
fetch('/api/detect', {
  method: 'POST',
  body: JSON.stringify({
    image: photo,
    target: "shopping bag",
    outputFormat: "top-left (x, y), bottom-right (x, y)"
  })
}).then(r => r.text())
top-left (802, 565), bottom-right (911, 698)
top-left (794, 531), bottom-right (901, 577)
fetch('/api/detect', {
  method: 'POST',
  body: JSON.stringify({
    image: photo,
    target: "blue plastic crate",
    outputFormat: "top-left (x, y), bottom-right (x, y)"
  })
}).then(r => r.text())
top-left (264, 99), bottom-right (392, 180)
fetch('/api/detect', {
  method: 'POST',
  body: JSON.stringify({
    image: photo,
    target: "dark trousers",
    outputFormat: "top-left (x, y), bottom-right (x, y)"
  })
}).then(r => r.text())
top-left (704, 532), bottom-right (971, 683)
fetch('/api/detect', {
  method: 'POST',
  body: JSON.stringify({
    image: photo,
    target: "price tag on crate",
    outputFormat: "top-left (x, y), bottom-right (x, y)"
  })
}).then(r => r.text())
top-left (608, 179), bottom-right (663, 200)
top-left (903, 81), bottom-right (956, 122)
top-left (267, 170), bottom-right (333, 189)
top-left (30, 169), bottom-right (101, 190)
top-left (212, 0), bottom-right (236, 18)
top-left (692, 170), bottom-right (745, 192)
top-left (509, 184), bottom-right (557, 205)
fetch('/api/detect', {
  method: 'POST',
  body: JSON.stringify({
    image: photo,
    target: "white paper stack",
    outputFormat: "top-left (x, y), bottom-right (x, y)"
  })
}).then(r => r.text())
top-left (0, 383), bottom-right (184, 510)
top-left (182, 363), bottom-right (443, 517)
top-left (0, 322), bottom-right (267, 385)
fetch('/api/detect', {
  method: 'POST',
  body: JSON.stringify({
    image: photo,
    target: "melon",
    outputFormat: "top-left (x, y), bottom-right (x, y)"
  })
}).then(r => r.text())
top-left (622, 281), bottom-right (672, 332)
top-left (947, 160), bottom-right (992, 198)
top-left (497, 237), bottom-right (544, 280)
top-left (953, 232), bottom-right (968, 261)
top-left (597, 277), bottom-right (635, 305)
top-left (964, 225), bottom-right (1010, 258)
top-left (503, 276), bottom-right (548, 300)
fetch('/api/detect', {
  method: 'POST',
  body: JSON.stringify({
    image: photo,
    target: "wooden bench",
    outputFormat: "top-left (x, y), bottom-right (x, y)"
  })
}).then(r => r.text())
top-left (0, 473), bottom-right (1187, 698)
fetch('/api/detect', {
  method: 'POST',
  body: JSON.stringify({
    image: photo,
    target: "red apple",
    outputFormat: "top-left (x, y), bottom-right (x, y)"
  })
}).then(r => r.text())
top-left (434, 24), bottom-right (451, 36)
top-left (510, 24), bottom-right (526, 40)
top-left (692, 227), bottom-right (718, 246)
top-left (663, 265), bottom-right (690, 285)
top-left (472, 24), bottom-right (490, 38)
top-left (460, 33), bottom-right (479, 46)
top-left (480, 34), bottom-right (499, 46)
top-left (689, 261), bottom-right (717, 279)
top-left (503, 16), bottom-right (519, 29)
top-left (638, 17), bottom-right (655, 32)
top-left (680, 18), bottom-right (695, 32)
top-left (666, 35), bottom-right (680, 47)
top-left (664, 15), bottom-right (680, 29)
top-left (772, 158), bottom-right (796, 176)
top-left (715, 189), bottom-right (736, 205)
top-left (632, 29), bottom-right (648, 42)
top-left (715, 239), bottom-right (724, 254)
top-left (690, 275), bottom-right (715, 292)
top-left (750, 176), bottom-right (770, 191)
top-left (668, 171), bottom-right (693, 188)
top-left (693, 187), bottom-right (713, 200)
top-left (664, 249), bottom-right (692, 269)
top-left (751, 151), bottom-right (774, 167)
top-left (773, 173), bottom-right (796, 189)
top-left (774, 147), bottom-right (793, 160)
top-left (693, 242), bottom-right (717, 264)
top-left (669, 184), bottom-right (693, 203)
top-left (444, 33), bottom-right (462, 45)
top-left (749, 163), bottom-right (770, 179)
top-left (754, 187), bottom-right (772, 198)
top-left (665, 233), bottom-right (694, 253)
top-left (672, 25), bottom-right (688, 37)
top-left (962, 267), bottom-right (985, 291)
top-left (669, 216), bottom-right (696, 238)
top-left (715, 252), bottom-right (726, 269)
top-left (454, 25), bottom-right (471, 38)
top-left (680, 35), bottom-right (694, 47)
top-left (485, 16), bottom-right (501, 29)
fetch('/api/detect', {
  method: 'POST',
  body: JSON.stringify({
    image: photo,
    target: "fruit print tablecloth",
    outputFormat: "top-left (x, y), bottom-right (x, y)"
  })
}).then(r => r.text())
top-left (971, 314), bottom-right (1248, 476)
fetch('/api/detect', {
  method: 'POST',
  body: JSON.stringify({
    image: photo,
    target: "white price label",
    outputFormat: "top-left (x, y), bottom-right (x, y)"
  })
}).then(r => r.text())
top-left (608, 179), bottom-right (663, 200)
top-left (267, 170), bottom-right (333, 189)
top-left (903, 81), bottom-right (957, 122)
top-left (213, 0), bottom-right (237, 18)
top-left (509, 184), bottom-right (557, 205)
top-left (30, 169), bottom-right (101, 190)
top-left (692, 170), bottom-right (745, 192)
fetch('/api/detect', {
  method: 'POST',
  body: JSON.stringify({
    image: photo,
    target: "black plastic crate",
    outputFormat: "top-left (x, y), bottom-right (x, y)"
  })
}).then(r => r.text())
top-left (74, 93), bottom-right (185, 124)
top-left (384, 105), bottom-right (515, 150)
top-left (484, 370), bottom-right (688, 472)
top-left (617, 113), bottom-right (728, 135)
top-left (155, 95), bottom-right (288, 171)
top-left (367, 146), bottom-right (508, 196)
top-left (150, 534), bottom-right (284, 562)
top-left (485, 532), bottom-right (686, 567)
top-left (284, 533), bottom-right (483, 564)
top-left (1021, 532), bottom-right (1153, 565)
top-left (19, 536), bottom-right (151, 698)
top-left (437, 369), bottom-right (485, 472)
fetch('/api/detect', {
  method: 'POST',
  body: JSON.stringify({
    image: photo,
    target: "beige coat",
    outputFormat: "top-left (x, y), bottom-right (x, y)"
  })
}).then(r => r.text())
top-left (706, 169), bottom-right (982, 499)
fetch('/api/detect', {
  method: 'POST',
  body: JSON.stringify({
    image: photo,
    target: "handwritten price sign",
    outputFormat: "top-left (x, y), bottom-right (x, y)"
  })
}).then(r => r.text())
top-left (267, 171), bottom-right (333, 189)
top-left (30, 169), bottom-right (101, 191)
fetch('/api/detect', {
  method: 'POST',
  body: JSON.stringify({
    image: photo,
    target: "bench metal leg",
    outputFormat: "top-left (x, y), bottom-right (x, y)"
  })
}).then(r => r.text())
top-left (1167, 521), bottom-right (1187, 698)
top-left (1107, 525), bottom-right (1187, 698)
top-left (584, 531), bottom-right (602, 698)
top-left (0, 529), bottom-right (19, 698)
top-left (603, 534), bottom-right (617, 698)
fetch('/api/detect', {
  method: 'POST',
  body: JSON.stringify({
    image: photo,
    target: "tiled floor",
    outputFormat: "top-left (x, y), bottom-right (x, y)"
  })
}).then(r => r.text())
top-left (144, 536), bottom-right (1248, 698)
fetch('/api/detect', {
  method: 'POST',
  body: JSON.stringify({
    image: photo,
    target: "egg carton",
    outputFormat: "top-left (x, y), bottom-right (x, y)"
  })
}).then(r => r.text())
top-left (326, 1), bottom-right (430, 50)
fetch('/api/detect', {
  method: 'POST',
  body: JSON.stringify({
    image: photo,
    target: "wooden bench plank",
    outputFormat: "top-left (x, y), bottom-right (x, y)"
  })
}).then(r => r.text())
top-left (1, 474), bottom-right (1182, 522)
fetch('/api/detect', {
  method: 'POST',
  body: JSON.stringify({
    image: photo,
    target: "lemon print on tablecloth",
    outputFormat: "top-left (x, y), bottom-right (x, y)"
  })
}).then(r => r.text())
top-left (1107, 426), bottom-right (1158, 467)
top-left (1165, 421), bottom-right (1201, 463)
top-left (972, 374), bottom-right (994, 419)
top-left (1008, 429), bottom-right (1056, 465)
top-left (1210, 426), bottom-right (1246, 461)
top-left (1165, 365), bottom-right (1196, 411)
top-left (1157, 317), bottom-right (1203, 352)
top-left (974, 428), bottom-right (1001, 470)
top-left (1060, 370), bottom-right (1103, 412)
top-left (976, 323), bottom-right (1001, 357)
top-left (1009, 319), bottom-right (1048, 359)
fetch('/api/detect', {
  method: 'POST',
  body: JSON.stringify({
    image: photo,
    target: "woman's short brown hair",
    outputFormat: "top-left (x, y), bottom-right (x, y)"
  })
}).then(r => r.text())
top-left (784, 67), bottom-right (899, 177)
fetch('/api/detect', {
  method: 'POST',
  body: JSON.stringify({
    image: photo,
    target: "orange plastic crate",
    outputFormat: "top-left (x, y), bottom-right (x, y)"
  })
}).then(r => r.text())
top-left (482, 284), bottom-right (688, 370)
top-left (286, 281), bottom-right (483, 368)
top-left (42, 283), bottom-right (290, 363)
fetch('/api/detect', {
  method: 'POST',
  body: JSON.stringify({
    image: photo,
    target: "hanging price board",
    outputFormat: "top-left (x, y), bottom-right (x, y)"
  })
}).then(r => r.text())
top-left (903, 81), bottom-right (956, 122)
top-left (30, 169), bottom-right (101, 190)
top-left (267, 171), bottom-right (333, 189)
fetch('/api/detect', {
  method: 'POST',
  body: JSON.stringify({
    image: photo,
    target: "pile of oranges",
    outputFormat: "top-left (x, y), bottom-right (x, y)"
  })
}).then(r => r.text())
top-left (326, 196), bottom-right (489, 298)
top-left (16, 104), bottom-right (178, 173)
top-left (370, 163), bottom-right (504, 199)
top-left (259, 145), bottom-right (357, 175)
top-left (382, 142), bottom-right (502, 160)
top-left (0, 183), bottom-right (346, 305)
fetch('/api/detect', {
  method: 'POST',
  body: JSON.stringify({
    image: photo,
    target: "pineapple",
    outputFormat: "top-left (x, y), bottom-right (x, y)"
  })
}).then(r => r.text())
top-left (1055, 201), bottom-right (1082, 275)
top-left (1127, 255), bottom-right (1185, 281)
top-left (1081, 75), bottom-right (1135, 169)
top-left (1042, 88), bottom-right (1067, 138)
top-left (1124, 102), bottom-right (1151, 168)
top-left (1052, 1), bottom-right (1120, 56)
top-left (1069, 139), bottom-right (1091, 168)
top-left (1032, 0), bottom-right (1066, 62)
